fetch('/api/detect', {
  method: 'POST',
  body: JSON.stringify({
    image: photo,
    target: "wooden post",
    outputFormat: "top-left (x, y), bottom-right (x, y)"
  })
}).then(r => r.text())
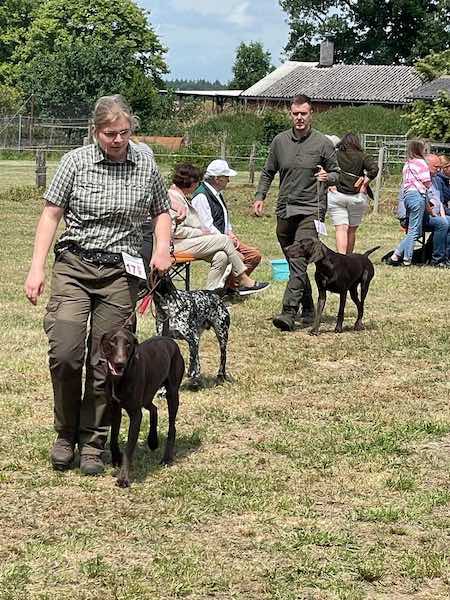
top-left (35, 149), bottom-right (47, 188)
top-left (373, 145), bottom-right (385, 214)
top-left (220, 131), bottom-right (227, 159)
top-left (249, 142), bottom-right (256, 184)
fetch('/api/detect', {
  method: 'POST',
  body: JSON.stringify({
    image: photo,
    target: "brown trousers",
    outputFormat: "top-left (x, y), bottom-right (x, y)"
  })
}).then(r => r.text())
top-left (44, 251), bottom-right (139, 456)
top-left (226, 237), bottom-right (262, 288)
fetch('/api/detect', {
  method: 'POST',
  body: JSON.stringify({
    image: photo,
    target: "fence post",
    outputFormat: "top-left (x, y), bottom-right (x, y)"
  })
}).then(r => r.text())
top-left (220, 131), bottom-right (227, 159)
top-left (373, 145), bottom-right (385, 214)
top-left (35, 149), bottom-right (47, 188)
top-left (248, 142), bottom-right (256, 184)
top-left (18, 114), bottom-right (22, 150)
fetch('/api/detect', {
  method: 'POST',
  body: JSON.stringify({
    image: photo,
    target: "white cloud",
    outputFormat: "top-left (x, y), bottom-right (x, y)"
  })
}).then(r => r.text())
top-left (227, 3), bottom-right (253, 27)
top-left (170, 0), bottom-right (253, 27)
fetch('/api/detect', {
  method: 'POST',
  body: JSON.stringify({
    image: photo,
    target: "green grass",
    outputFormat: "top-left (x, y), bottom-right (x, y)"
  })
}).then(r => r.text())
top-left (0, 179), bottom-right (450, 599)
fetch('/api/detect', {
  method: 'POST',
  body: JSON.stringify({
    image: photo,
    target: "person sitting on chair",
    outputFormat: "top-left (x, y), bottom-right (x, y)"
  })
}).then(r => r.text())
top-left (422, 154), bottom-right (450, 268)
top-left (191, 159), bottom-right (265, 290)
top-left (168, 163), bottom-right (269, 295)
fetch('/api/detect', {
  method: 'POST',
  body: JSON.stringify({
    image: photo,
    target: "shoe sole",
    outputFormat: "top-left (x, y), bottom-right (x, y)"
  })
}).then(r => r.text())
top-left (52, 460), bottom-right (73, 471)
top-left (238, 285), bottom-right (270, 297)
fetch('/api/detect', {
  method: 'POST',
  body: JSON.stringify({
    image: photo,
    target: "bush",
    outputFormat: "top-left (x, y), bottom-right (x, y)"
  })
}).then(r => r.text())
top-left (406, 92), bottom-right (450, 142)
top-left (313, 105), bottom-right (409, 136)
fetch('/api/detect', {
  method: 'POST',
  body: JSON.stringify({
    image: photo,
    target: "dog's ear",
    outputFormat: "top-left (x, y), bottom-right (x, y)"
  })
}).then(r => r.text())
top-left (308, 240), bottom-right (326, 263)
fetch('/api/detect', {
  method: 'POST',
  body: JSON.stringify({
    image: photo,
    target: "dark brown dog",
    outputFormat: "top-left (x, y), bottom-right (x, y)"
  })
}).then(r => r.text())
top-left (101, 327), bottom-right (185, 487)
top-left (286, 239), bottom-right (379, 335)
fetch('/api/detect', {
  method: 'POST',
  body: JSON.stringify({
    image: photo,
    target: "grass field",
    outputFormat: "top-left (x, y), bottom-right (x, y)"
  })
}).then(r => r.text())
top-left (0, 180), bottom-right (449, 600)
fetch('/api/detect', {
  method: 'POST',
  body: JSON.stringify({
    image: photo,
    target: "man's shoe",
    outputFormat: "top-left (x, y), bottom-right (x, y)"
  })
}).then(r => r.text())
top-left (272, 311), bottom-right (295, 331)
top-left (80, 454), bottom-right (105, 476)
top-left (238, 281), bottom-right (270, 297)
top-left (430, 261), bottom-right (447, 268)
top-left (51, 435), bottom-right (75, 471)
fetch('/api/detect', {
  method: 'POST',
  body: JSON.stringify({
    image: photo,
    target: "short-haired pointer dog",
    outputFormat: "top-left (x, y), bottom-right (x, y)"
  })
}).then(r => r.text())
top-left (101, 327), bottom-right (185, 487)
top-left (153, 276), bottom-right (232, 389)
top-left (286, 238), bottom-right (379, 336)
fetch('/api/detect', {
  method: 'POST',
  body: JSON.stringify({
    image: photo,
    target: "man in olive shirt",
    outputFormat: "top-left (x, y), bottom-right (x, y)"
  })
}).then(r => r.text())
top-left (253, 94), bottom-right (339, 332)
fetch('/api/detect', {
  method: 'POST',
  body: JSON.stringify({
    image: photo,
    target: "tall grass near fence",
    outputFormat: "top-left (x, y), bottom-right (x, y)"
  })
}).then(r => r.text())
top-left (0, 181), bottom-right (449, 599)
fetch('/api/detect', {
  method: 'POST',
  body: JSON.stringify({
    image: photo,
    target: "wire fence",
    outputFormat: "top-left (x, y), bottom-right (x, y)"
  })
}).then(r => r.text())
top-left (1, 116), bottom-right (449, 212)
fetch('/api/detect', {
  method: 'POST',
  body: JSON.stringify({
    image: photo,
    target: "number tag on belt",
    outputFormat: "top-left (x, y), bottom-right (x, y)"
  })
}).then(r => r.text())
top-left (314, 220), bottom-right (328, 236)
top-left (121, 252), bottom-right (147, 280)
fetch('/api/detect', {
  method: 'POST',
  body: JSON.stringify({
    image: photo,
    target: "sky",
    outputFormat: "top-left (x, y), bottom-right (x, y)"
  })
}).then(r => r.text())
top-left (139, 0), bottom-right (290, 84)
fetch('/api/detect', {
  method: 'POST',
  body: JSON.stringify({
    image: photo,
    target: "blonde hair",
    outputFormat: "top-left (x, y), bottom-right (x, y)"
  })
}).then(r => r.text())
top-left (92, 95), bottom-right (139, 132)
top-left (439, 154), bottom-right (450, 167)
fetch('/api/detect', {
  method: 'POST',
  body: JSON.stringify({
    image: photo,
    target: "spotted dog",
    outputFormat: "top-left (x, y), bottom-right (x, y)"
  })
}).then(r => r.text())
top-left (154, 276), bottom-right (231, 389)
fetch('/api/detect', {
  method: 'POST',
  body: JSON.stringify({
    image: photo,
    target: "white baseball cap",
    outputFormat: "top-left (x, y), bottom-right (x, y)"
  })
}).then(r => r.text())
top-left (205, 159), bottom-right (237, 177)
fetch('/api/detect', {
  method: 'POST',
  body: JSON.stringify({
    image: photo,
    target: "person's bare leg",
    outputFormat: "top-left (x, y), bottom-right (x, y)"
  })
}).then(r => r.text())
top-left (335, 225), bottom-right (348, 254)
top-left (347, 226), bottom-right (358, 254)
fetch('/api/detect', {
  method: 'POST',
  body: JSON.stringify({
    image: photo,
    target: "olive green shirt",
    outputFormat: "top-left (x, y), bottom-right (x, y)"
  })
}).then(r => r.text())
top-left (256, 128), bottom-right (339, 219)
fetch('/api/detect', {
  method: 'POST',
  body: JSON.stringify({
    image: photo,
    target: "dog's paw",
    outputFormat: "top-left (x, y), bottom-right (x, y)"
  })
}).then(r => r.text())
top-left (186, 377), bottom-right (203, 391)
top-left (309, 328), bottom-right (319, 336)
top-left (116, 477), bottom-right (130, 488)
top-left (215, 373), bottom-right (234, 385)
top-left (160, 456), bottom-right (174, 466)
top-left (334, 326), bottom-right (343, 334)
top-left (354, 321), bottom-right (365, 331)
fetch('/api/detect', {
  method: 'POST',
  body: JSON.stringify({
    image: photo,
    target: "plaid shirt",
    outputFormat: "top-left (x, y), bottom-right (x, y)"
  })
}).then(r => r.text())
top-left (44, 142), bottom-right (170, 254)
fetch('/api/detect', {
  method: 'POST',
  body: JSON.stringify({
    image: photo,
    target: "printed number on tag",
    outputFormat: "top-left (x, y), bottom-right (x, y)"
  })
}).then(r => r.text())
top-left (314, 220), bottom-right (327, 236)
top-left (121, 252), bottom-right (147, 280)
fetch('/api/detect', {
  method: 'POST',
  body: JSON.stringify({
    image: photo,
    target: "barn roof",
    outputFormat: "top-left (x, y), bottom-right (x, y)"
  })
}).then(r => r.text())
top-left (241, 62), bottom-right (423, 105)
top-left (408, 76), bottom-right (450, 100)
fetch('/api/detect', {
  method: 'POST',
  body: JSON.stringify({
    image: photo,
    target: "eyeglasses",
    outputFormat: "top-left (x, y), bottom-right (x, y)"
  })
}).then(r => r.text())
top-left (101, 129), bottom-right (131, 139)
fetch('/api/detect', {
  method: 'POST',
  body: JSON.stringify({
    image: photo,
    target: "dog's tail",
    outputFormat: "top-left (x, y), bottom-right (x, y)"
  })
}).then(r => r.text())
top-left (364, 246), bottom-right (381, 257)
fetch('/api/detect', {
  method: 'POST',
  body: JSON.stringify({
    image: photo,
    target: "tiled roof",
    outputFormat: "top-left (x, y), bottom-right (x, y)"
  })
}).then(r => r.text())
top-left (241, 62), bottom-right (423, 104)
top-left (408, 76), bottom-right (450, 100)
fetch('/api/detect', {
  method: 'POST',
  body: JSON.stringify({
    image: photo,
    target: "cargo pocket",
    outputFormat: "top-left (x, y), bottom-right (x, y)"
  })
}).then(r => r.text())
top-left (43, 299), bottom-right (60, 337)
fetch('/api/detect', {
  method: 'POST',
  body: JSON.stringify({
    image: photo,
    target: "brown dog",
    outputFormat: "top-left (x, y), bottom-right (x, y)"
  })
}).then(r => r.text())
top-left (286, 238), bottom-right (379, 335)
top-left (101, 327), bottom-right (185, 487)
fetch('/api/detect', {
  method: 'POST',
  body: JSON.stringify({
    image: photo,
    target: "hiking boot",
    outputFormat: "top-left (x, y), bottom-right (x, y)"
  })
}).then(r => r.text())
top-left (237, 281), bottom-right (270, 297)
top-left (80, 454), bottom-right (105, 476)
top-left (51, 435), bottom-right (75, 471)
top-left (272, 310), bottom-right (296, 331)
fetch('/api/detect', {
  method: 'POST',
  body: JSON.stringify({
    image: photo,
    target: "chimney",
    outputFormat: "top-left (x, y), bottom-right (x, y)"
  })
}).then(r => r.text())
top-left (319, 38), bottom-right (334, 67)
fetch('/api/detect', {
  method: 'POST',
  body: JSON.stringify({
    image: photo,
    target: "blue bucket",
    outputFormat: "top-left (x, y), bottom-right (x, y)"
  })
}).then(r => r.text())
top-left (271, 258), bottom-right (289, 281)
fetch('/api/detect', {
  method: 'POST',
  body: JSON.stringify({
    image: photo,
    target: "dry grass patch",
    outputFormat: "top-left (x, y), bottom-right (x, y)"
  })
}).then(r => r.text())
top-left (0, 183), bottom-right (449, 599)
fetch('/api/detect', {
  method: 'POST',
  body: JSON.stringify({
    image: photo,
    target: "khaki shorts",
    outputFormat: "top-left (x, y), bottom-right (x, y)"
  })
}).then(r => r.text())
top-left (327, 190), bottom-right (369, 226)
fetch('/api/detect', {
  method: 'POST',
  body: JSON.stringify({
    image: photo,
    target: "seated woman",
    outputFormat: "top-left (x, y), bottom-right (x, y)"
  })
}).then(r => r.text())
top-left (327, 132), bottom-right (379, 254)
top-left (169, 163), bottom-right (269, 296)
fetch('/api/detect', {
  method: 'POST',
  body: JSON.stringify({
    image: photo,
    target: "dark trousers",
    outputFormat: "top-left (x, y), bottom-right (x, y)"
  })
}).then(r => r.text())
top-left (44, 251), bottom-right (139, 456)
top-left (276, 214), bottom-right (316, 312)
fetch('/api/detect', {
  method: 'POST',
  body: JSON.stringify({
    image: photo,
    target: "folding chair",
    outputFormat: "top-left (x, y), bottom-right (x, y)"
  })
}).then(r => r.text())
top-left (168, 252), bottom-right (196, 290)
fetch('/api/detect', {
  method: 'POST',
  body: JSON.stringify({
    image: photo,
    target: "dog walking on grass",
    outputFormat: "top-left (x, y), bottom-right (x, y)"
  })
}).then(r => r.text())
top-left (101, 327), bottom-right (184, 487)
top-left (286, 238), bottom-right (380, 336)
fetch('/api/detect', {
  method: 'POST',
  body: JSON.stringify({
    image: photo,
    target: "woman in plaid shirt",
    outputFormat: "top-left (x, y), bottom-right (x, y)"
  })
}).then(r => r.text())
top-left (24, 95), bottom-right (172, 476)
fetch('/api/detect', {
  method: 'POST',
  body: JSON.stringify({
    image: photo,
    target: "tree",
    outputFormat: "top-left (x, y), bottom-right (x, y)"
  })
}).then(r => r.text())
top-left (229, 42), bottom-right (272, 89)
top-left (279, 0), bottom-right (450, 65)
top-left (415, 49), bottom-right (450, 81)
top-left (0, 0), bottom-right (43, 83)
top-left (407, 92), bottom-right (450, 141)
top-left (17, 0), bottom-right (167, 117)
top-left (0, 84), bottom-right (23, 115)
